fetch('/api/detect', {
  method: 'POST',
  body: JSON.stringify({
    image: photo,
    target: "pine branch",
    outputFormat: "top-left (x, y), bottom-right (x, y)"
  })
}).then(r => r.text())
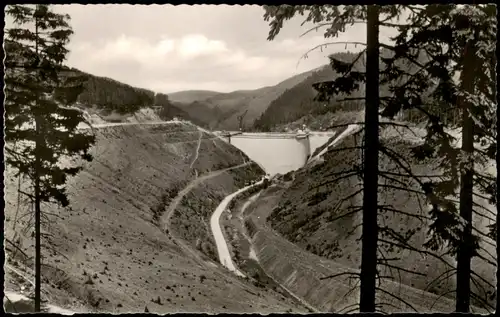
top-left (474, 251), bottom-right (497, 268)
top-left (472, 191), bottom-right (493, 202)
top-left (321, 167), bottom-right (362, 180)
top-left (378, 121), bottom-right (424, 139)
top-left (470, 273), bottom-right (490, 300)
top-left (41, 210), bottom-right (64, 220)
top-left (5, 237), bottom-right (30, 259)
top-left (379, 172), bottom-right (414, 189)
top-left (378, 183), bottom-right (425, 196)
top-left (375, 287), bottom-right (419, 312)
top-left (424, 268), bottom-right (456, 292)
top-left (18, 190), bottom-right (35, 201)
top-left (324, 122), bottom-right (366, 130)
top-left (329, 188), bottom-right (363, 209)
top-left (469, 291), bottom-right (495, 312)
top-left (337, 302), bottom-right (360, 314)
top-left (377, 262), bottom-right (427, 277)
top-left (378, 205), bottom-right (429, 221)
top-left (309, 171), bottom-right (361, 191)
top-left (375, 302), bottom-right (403, 314)
top-left (43, 244), bottom-right (70, 262)
top-left (380, 144), bottom-right (422, 177)
top-left (320, 146), bottom-right (365, 156)
top-left (380, 170), bottom-right (444, 179)
top-left (429, 289), bottom-right (456, 311)
top-left (471, 208), bottom-right (495, 222)
top-left (472, 228), bottom-right (496, 249)
top-left (320, 271), bottom-right (360, 281)
top-left (335, 97), bottom-right (367, 102)
top-left (298, 22), bottom-right (335, 37)
top-left (341, 307), bottom-right (361, 314)
top-left (299, 41), bottom-right (366, 63)
top-left (376, 248), bottom-right (403, 294)
top-left (378, 238), bottom-right (453, 268)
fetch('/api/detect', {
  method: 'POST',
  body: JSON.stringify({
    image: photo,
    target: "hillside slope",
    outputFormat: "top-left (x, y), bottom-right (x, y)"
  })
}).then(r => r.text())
top-left (73, 70), bottom-right (208, 127)
top-left (259, 126), bottom-right (496, 311)
top-left (253, 49), bottom-right (439, 132)
top-left (253, 52), bottom-right (364, 132)
top-left (3, 122), bottom-right (306, 313)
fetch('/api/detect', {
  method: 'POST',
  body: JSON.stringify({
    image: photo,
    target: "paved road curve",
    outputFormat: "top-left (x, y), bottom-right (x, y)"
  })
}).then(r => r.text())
top-left (209, 179), bottom-right (264, 277)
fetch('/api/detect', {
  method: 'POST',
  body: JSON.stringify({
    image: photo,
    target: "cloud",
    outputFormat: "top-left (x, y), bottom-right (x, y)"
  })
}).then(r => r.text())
top-left (46, 5), bottom-right (406, 93)
top-left (177, 34), bottom-right (228, 58)
top-left (67, 31), bottom-right (334, 93)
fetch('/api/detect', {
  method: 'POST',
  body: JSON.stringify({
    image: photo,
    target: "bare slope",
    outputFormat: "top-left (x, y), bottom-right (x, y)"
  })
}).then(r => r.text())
top-left (3, 122), bottom-right (306, 313)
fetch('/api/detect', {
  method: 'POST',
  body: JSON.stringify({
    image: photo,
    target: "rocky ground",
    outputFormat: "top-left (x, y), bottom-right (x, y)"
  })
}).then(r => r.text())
top-left (3, 122), bottom-right (306, 313)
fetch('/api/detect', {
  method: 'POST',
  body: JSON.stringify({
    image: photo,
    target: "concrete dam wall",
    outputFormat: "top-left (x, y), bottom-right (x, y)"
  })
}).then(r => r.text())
top-left (218, 132), bottom-right (335, 175)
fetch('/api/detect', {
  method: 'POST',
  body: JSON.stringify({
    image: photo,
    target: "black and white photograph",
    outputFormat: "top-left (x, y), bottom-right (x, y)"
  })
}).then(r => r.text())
top-left (2, 3), bottom-right (498, 314)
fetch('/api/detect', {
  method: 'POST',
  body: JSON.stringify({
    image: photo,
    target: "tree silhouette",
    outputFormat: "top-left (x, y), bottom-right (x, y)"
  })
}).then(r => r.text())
top-left (4, 4), bottom-right (95, 311)
top-left (262, 4), bottom-right (496, 313)
top-left (383, 5), bottom-right (497, 312)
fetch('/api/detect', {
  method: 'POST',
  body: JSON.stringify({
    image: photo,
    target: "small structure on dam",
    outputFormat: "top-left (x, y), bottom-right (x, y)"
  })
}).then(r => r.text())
top-left (217, 130), bottom-right (334, 176)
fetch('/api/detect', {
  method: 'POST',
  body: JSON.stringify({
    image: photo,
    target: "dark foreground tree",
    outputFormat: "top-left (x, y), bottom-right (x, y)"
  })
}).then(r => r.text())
top-left (359, 5), bottom-right (380, 312)
top-left (393, 5), bottom-right (497, 312)
top-left (263, 4), bottom-right (405, 312)
top-left (4, 4), bottom-right (95, 311)
top-left (262, 4), bottom-right (496, 313)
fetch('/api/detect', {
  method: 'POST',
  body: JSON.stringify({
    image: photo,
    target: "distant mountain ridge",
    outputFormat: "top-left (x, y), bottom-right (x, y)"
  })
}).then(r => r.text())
top-left (5, 37), bottom-right (367, 131)
top-left (169, 49), bottom-right (435, 132)
top-left (169, 64), bottom-right (334, 131)
top-left (5, 36), bottom-right (362, 131)
top-left (69, 69), bottom-right (210, 126)
top-left (168, 90), bottom-right (222, 104)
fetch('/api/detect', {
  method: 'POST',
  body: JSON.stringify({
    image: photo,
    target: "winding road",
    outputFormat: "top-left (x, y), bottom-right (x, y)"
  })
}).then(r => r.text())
top-left (209, 179), bottom-right (264, 277)
top-left (161, 161), bottom-right (252, 266)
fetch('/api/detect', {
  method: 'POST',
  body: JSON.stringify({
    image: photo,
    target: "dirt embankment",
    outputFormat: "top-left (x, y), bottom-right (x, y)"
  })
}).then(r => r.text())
top-left (3, 122), bottom-right (305, 313)
top-left (261, 133), bottom-right (495, 312)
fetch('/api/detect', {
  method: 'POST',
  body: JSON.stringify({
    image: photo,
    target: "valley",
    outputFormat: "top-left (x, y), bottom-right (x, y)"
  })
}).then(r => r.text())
top-left (3, 5), bottom-right (496, 312)
top-left (5, 113), bottom-right (495, 313)
top-left (4, 57), bottom-right (497, 313)
top-left (3, 121), bottom-right (307, 313)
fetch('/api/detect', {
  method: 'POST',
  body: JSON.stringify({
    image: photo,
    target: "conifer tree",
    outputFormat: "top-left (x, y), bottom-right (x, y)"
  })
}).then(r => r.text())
top-left (262, 4), bottom-right (496, 312)
top-left (4, 4), bottom-right (95, 311)
top-left (389, 5), bottom-right (497, 312)
top-left (264, 4), bottom-right (401, 312)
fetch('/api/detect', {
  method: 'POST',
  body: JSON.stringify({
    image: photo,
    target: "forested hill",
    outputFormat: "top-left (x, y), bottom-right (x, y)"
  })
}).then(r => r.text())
top-left (4, 39), bottom-right (205, 126)
top-left (69, 69), bottom-right (207, 126)
top-left (252, 52), bottom-right (365, 131)
top-left (251, 48), bottom-right (459, 132)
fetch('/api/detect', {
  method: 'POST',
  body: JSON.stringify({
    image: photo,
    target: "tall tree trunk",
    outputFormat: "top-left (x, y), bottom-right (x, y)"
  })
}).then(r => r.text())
top-left (497, 83), bottom-right (500, 314)
top-left (34, 119), bottom-right (42, 312)
top-left (34, 11), bottom-right (42, 312)
top-left (455, 37), bottom-right (475, 314)
top-left (359, 5), bottom-right (380, 313)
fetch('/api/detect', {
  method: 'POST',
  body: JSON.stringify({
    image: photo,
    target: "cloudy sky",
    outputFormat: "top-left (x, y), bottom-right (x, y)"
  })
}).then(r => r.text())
top-left (10, 5), bottom-right (398, 93)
